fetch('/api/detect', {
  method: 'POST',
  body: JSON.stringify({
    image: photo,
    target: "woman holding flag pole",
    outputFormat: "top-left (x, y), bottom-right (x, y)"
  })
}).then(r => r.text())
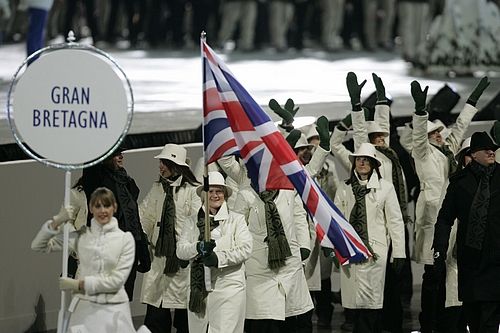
top-left (177, 171), bottom-right (253, 332)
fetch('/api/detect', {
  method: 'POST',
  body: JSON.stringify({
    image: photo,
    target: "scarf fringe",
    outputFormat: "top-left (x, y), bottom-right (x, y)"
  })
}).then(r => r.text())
top-left (267, 236), bottom-right (292, 269)
top-left (163, 256), bottom-right (180, 274)
top-left (189, 291), bottom-right (207, 314)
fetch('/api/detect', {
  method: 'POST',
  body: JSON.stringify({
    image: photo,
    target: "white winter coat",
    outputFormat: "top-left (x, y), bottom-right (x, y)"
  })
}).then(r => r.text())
top-left (31, 218), bottom-right (142, 333)
top-left (177, 202), bottom-right (253, 333)
top-left (334, 172), bottom-right (406, 309)
top-left (139, 177), bottom-right (201, 309)
top-left (233, 187), bottom-right (314, 320)
top-left (412, 104), bottom-right (476, 264)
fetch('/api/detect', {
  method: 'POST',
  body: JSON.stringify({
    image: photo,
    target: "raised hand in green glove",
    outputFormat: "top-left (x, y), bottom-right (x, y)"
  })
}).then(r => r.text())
top-left (410, 80), bottom-right (429, 115)
top-left (490, 121), bottom-right (500, 144)
top-left (269, 98), bottom-right (300, 130)
top-left (286, 129), bottom-right (302, 148)
top-left (467, 76), bottom-right (490, 106)
top-left (346, 72), bottom-right (367, 111)
top-left (316, 116), bottom-right (331, 151)
top-left (372, 73), bottom-right (388, 104)
top-left (337, 114), bottom-right (352, 131)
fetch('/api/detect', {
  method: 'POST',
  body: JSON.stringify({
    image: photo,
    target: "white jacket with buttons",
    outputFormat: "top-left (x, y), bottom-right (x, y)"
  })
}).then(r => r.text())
top-left (31, 218), bottom-right (135, 304)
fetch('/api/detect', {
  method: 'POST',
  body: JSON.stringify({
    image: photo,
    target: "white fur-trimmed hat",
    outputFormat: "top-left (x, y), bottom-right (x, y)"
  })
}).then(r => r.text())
top-left (154, 144), bottom-right (189, 167)
top-left (349, 142), bottom-right (382, 167)
top-left (196, 171), bottom-right (233, 197)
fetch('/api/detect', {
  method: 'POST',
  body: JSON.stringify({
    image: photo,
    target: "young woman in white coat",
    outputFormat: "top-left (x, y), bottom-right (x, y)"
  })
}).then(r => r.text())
top-left (31, 187), bottom-right (150, 333)
top-left (139, 143), bottom-right (201, 333)
top-left (334, 143), bottom-right (406, 333)
top-left (177, 171), bottom-right (253, 333)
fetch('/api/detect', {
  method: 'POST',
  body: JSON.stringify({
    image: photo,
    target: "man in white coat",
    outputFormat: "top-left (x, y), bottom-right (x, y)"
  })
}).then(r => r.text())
top-left (410, 77), bottom-right (490, 333)
top-left (233, 180), bottom-right (313, 333)
top-left (334, 142), bottom-right (406, 333)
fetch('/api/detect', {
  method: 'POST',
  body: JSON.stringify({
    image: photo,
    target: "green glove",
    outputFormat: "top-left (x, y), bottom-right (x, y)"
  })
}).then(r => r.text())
top-left (203, 252), bottom-right (218, 267)
top-left (321, 247), bottom-right (334, 257)
top-left (391, 258), bottom-right (406, 275)
top-left (467, 76), bottom-right (490, 106)
top-left (285, 129), bottom-right (302, 148)
top-left (316, 116), bottom-right (331, 151)
top-left (337, 114), bottom-right (352, 131)
top-left (372, 73), bottom-right (387, 104)
top-left (490, 120), bottom-right (500, 144)
top-left (196, 239), bottom-right (216, 257)
top-left (300, 248), bottom-right (311, 261)
top-left (410, 80), bottom-right (429, 115)
top-left (179, 259), bottom-right (189, 268)
top-left (346, 72), bottom-right (367, 111)
top-left (269, 98), bottom-right (300, 129)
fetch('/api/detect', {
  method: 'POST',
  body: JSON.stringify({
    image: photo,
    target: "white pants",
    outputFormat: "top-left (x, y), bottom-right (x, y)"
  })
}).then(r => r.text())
top-left (398, 2), bottom-right (430, 60)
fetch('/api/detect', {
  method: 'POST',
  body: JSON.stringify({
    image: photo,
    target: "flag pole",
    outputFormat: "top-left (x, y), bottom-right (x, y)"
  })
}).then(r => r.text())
top-left (201, 31), bottom-right (210, 243)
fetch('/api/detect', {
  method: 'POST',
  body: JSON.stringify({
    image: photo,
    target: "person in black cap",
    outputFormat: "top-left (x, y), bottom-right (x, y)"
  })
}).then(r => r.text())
top-left (432, 131), bottom-right (500, 333)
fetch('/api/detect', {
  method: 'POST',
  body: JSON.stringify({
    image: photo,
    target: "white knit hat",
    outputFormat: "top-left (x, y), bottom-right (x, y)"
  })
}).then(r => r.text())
top-left (426, 121), bottom-right (444, 134)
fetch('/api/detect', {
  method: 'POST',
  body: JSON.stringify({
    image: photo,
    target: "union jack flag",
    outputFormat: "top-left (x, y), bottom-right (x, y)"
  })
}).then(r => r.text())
top-left (201, 40), bottom-right (371, 264)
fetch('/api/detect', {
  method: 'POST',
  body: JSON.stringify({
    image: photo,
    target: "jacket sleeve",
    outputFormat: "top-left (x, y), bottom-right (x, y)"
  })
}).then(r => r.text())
top-left (374, 104), bottom-right (391, 146)
top-left (383, 183), bottom-right (406, 258)
top-left (139, 184), bottom-right (159, 240)
top-left (294, 193), bottom-right (311, 251)
top-left (84, 232), bottom-right (135, 295)
top-left (329, 128), bottom-right (352, 171)
top-left (232, 188), bottom-right (251, 221)
top-left (31, 221), bottom-right (78, 253)
top-left (398, 124), bottom-right (413, 154)
top-left (352, 110), bottom-right (368, 150)
top-left (306, 145), bottom-right (330, 178)
top-left (216, 213), bottom-right (253, 268)
top-left (412, 113), bottom-right (429, 160)
top-left (432, 180), bottom-right (458, 254)
top-left (176, 214), bottom-right (199, 261)
top-left (445, 103), bottom-right (477, 154)
top-left (217, 156), bottom-right (250, 186)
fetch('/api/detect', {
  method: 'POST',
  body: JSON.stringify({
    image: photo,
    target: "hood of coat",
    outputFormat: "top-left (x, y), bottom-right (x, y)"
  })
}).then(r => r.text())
top-left (203, 201), bottom-right (229, 222)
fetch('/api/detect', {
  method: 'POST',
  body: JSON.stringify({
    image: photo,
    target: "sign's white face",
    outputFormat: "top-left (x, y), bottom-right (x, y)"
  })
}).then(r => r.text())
top-left (12, 49), bottom-right (129, 165)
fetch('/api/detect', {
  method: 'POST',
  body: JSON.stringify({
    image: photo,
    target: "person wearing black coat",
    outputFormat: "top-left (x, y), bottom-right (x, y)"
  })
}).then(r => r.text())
top-left (82, 147), bottom-right (151, 301)
top-left (433, 131), bottom-right (500, 333)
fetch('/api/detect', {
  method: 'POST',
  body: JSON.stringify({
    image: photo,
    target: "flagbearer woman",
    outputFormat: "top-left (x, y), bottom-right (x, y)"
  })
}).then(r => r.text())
top-left (334, 143), bottom-right (406, 333)
top-left (177, 171), bottom-right (253, 333)
top-left (139, 144), bottom-right (201, 333)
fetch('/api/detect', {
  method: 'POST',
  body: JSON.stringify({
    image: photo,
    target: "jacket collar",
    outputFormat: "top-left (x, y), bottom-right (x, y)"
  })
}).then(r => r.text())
top-left (90, 217), bottom-right (119, 233)
top-left (354, 171), bottom-right (381, 190)
top-left (202, 201), bottom-right (229, 221)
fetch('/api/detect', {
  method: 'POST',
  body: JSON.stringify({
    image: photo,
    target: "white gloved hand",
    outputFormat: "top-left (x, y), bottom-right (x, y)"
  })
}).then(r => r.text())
top-left (59, 277), bottom-right (80, 291)
top-left (52, 205), bottom-right (74, 228)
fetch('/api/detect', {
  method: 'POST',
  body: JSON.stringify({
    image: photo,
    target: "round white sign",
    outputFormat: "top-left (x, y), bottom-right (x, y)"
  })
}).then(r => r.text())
top-left (11, 48), bottom-right (130, 166)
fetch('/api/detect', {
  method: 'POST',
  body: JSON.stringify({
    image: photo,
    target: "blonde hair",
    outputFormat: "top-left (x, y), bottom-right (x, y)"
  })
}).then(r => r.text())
top-left (89, 187), bottom-right (116, 208)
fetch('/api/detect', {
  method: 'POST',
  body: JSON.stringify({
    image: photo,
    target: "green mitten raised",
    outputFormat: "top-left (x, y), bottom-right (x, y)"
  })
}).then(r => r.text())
top-left (410, 80), bottom-right (428, 115)
top-left (316, 116), bottom-right (331, 151)
top-left (346, 72), bottom-right (367, 111)
top-left (467, 76), bottom-right (490, 106)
